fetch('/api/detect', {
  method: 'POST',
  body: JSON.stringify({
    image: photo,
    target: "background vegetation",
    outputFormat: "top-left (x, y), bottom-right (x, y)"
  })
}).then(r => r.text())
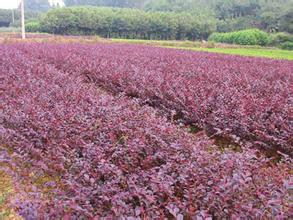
top-left (208, 29), bottom-right (271, 46)
top-left (1, 0), bottom-right (293, 47)
top-left (62, 0), bottom-right (293, 34)
top-left (37, 7), bottom-right (216, 40)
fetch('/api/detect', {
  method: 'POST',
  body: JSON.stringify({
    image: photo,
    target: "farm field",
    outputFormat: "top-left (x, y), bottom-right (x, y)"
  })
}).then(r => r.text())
top-left (1, 42), bottom-right (292, 218)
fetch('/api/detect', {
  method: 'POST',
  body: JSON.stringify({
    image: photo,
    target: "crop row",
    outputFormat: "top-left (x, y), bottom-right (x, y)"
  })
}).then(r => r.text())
top-left (20, 43), bottom-right (293, 156)
top-left (1, 44), bottom-right (292, 218)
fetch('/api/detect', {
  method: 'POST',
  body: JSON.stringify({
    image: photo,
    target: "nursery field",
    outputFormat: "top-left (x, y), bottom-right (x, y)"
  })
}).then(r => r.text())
top-left (0, 43), bottom-right (292, 219)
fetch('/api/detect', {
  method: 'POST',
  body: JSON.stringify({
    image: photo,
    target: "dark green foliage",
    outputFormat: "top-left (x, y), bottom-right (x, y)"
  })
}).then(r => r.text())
top-left (64, 0), bottom-right (147, 9)
top-left (3, 0), bottom-right (291, 41)
top-left (215, 0), bottom-right (260, 20)
top-left (61, 0), bottom-right (293, 34)
top-left (0, 9), bottom-right (12, 27)
top-left (278, 7), bottom-right (293, 34)
top-left (279, 42), bottom-right (293, 50)
top-left (209, 29), bottom-right (271, 46)
top-left (39, 7), bottom-right (216, 40)
top-left (270, 32), bottom-right (293, 46)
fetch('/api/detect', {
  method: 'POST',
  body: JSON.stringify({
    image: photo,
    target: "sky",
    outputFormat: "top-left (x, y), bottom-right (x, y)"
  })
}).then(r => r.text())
top-left (0, 0), bottom-right (64, 9)
top-left (0, 0), bottom-right (20, 9)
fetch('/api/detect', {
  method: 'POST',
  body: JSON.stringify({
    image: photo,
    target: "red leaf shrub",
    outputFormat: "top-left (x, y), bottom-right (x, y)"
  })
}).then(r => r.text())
top-left (18, 43), bottom-right (292, 155)
top-left (0, 44), bottom-right (292, 218)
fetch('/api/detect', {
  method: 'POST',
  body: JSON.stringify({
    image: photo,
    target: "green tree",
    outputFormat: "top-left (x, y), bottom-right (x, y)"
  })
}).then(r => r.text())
top-left (0, 9), bottom-right (13, 27)
top-left (64, 0), bottom-right (147, 8)
top-left (35, 0), bottom-right (293, 35)
top-left (23, 0), bottom-right (51, 12)
top-left (279, 7), bottom-right (293, 33)
top-left (39, 6), bottom-right (216, 40)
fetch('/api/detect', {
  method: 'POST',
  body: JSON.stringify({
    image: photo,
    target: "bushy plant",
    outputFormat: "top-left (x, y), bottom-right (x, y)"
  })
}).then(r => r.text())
top-left (250, 29), bottom-right (271, 46)
top-left (270, 32), bottom-right (293, 46)
top-left (0, 9), bottom-right (12, 27)
top-left (279, 41), bottom-right (293, 50)
top-left (23, 43), bottom-right (293, 155)
top-left (234, 30), bottom-right (258, 45)
top-left (26, 20), bottom-right (41, 32)
top-left (1, 43), bottom-right (291, 219)
top-left (209, 29), bottom-right (271, 46)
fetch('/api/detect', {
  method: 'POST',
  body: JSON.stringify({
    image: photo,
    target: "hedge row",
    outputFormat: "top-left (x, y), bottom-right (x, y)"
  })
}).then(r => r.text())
top-left (21, 43), bottom-right (293, 156)
top-left (35, 6), bottom-right (216, 40)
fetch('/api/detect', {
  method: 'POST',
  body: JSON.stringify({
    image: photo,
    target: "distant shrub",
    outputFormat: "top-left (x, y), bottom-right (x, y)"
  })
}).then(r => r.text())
top-left (270, 32), bottom-right (293, 46)
top-left (26, 20), bottom-right (41, 32)
top-left (279, 41), bottom-right (293, 50)
top-left (252, 29), bottom-right (271, 46)
top-left (209, 29), bottom-right (270, 46)
top-left (0, 9), bottom-right (13, 27)
top-left (234, 31), bottom-right (258, 45)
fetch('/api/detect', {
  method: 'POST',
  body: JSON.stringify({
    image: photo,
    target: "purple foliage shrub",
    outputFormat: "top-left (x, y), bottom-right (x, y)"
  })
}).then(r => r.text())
top-left (0, 44), bottom-right (292, 218)
top-left (18, 43), bottom-right (293, 155)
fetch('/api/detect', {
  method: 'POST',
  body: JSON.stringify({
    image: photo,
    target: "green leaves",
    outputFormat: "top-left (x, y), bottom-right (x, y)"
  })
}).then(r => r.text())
top-left (39, 6), bottom-right (216, 40)
top-left (209, 29), bottom-right (271, 46)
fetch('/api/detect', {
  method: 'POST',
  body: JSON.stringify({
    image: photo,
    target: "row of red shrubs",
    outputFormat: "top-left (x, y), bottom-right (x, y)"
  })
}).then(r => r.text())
top-left (0, 44), bottom-right (291, 218)
top-left (20, 43), bottom-right (292, 155)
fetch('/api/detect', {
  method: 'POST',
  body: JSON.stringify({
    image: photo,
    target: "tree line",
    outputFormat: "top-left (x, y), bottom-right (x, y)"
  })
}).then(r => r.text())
top-left (38, 7), bottom-right (216, 40)
top-left (63, 0), bottom-right (293, 33)
top-left (0, 0), bottom-right (292, 36)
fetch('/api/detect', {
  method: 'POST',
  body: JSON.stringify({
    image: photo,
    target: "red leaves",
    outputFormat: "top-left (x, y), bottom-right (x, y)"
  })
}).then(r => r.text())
top-left (0, 44), bottom-right (292, 219)
top-left (21, 43), bottom-right (292, 156)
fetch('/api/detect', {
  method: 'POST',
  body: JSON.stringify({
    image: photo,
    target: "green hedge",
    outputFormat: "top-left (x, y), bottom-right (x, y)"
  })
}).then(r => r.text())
top-left (38, 6), bottom-right (216, 40)
top-left (208, 29), bottom-right (271, 46)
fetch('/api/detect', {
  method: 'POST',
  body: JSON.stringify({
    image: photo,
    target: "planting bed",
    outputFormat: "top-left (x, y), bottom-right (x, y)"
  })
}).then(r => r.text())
top-left (0, 43), bottom-right (292, 218)
top-left (19, 43), bottom-right (293, 155)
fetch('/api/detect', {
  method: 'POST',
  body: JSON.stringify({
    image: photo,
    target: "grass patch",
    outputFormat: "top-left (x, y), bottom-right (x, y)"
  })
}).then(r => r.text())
top-left (177, 47), bottom-right (293, 60)
top-left (0, 27), bottom-right (21, 33)
top-left (109, 38), bottom-right (293, 60)
top-left (0, 171), bottom-right (21, 220)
